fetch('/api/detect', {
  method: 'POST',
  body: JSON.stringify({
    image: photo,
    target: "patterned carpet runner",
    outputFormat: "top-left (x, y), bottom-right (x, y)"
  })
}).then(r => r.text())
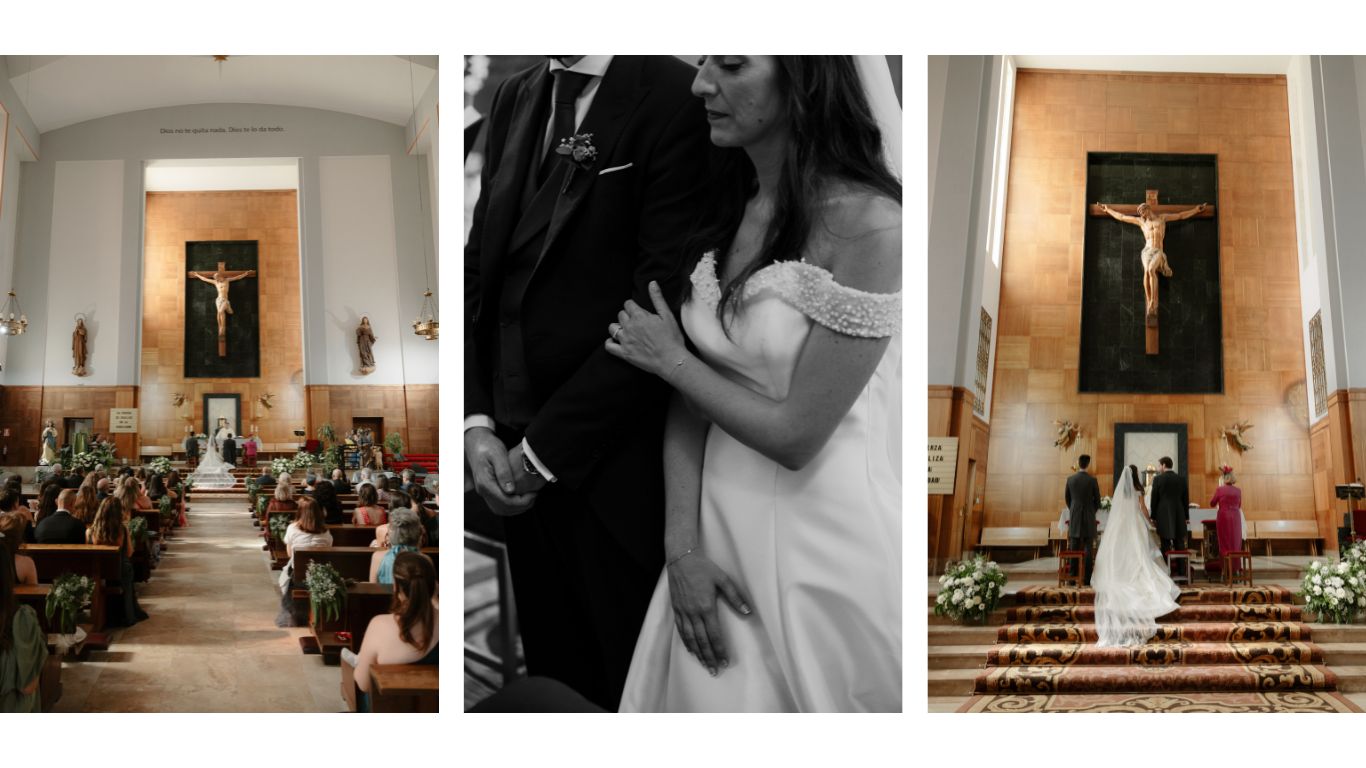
top-left (968, 585), bottom-right (1352, 707)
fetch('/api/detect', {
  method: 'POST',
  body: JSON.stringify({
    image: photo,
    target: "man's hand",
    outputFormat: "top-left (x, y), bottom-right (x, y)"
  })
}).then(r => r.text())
top-left (508, 442), bottom-right (548, 495)
top-left (465, 427), bottom-right (537, 516)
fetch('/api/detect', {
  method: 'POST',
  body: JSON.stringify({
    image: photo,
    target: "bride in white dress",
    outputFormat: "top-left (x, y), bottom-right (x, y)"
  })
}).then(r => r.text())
top-left (607, 56), bottom-right (901, 712)
top-left (189, 424), bottom-right (237, 490)
top-left (1093, 465), bottom-right (1181, 647)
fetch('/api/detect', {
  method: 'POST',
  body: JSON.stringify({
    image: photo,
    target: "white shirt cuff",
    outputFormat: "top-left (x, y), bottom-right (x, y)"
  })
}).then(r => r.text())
top-left (464, 414), bottom-right (496, 433)
top-left (521, 438), bottom-right (557, 483)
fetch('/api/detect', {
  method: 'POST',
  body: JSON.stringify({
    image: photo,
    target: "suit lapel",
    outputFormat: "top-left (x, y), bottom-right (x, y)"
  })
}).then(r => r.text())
top-left (481, 65), bottom-right (551, 291)
top-left (532, 56), bottom-right (650, 274)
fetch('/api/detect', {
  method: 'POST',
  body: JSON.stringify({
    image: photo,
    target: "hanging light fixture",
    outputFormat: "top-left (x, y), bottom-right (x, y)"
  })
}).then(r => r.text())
top-left (0, 291), bottom-right (28, 336)
top-left (405, 56), bottom-right (438, 341)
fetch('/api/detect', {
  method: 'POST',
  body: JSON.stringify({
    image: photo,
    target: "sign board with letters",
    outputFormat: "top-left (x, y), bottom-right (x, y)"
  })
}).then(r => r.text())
top-left (928, 437), bottom-right (960, 495)
top-left (109, 408), bottom-right (139, 434)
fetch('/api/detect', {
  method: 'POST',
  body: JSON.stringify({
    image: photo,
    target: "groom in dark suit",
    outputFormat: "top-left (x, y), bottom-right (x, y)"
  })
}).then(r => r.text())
top-left (1150, 456), bottom-right (1190, 566)
top-left (464, 56), bottom-right (709, 709)
top-left (1065, 454), bottom-right (1101, 585)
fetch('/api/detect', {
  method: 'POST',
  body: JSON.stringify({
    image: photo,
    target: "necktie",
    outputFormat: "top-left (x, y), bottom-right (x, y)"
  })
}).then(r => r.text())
top-left (539, 69), bottom-right (594, 186)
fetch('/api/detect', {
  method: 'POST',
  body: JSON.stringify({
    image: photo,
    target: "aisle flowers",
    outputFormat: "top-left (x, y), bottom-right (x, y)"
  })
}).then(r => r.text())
top-left (1299, 542), bottom-right (1366, 624)
top-left (268, 513), bottom-right (291, 543)
top-left (45, 572), bottom-right (94, 634)
top-left (271, 458), bottom-right (292, 477)
top-left (305, 561), bottom-right (347, 624)
top-left (149, 456), bottom-right (172, 476)
top-left (934, 555), bottom-right (1008, 624)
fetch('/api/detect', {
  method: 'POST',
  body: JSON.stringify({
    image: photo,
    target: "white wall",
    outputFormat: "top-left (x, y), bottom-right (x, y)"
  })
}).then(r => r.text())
top-left (6, 102), bottom-right (438, 388)
top-left (0, 57), bottom-right (41, 380)
top-left (42, 159), bottom-right (124, 384)
top-left (318, 155), bottom-right (405, 384)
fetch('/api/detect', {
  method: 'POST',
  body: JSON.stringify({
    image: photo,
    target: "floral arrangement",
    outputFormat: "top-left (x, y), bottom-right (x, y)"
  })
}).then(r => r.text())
top-left (34, 467), bottom-right (51, 486)
top-left (268, 512), bottom-right (292, 543)
top-left (246, 477), bottom-right (259, 511)
top-left (271, 458), bottom-right (292, 477)
top-left (288, 451), bottom-right (315, 473)
top-left (305, 561), bottom-right (347, 624)
top-left (1100, 496), bottom-right (1112, 511)
top-left (934, 555), bottom-right (1008, 624)
top-left (158, 494), bottom-right (175, 521)
top-left (149, 457), bottom-right (172, 476)
top-left (385, 432), bottom-right (405, 460)
top-left (1299, 542), bottom-right (1366, 624)
top-left (45, 572), bottom-right (94, 634)
top-left (128, 515), bottom-right (148, 545)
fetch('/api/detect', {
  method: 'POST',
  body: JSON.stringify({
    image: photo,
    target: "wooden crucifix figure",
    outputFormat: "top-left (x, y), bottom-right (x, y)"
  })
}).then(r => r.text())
top-left (188, 261), bottom-right (257, 357)
top-left (1089, 189), bottom-right (1212, 354)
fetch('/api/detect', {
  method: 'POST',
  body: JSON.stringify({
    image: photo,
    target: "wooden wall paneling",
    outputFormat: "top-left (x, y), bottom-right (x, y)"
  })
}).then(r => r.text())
top-left (981, 71), bottom-right (1313, 546)
top-left (0, 386), bottom-right (44, 467)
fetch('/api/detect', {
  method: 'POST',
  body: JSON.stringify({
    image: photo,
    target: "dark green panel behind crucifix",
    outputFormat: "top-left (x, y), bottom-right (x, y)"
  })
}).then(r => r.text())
top-left (184, 241), bottom-right (260, 378)
top-left (1080, 153), bottom-right (1222, 393)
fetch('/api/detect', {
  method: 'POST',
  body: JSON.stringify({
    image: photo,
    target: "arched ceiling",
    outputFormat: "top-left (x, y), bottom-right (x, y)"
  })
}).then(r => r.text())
top-left (5, 55), bottom-right (437, 133)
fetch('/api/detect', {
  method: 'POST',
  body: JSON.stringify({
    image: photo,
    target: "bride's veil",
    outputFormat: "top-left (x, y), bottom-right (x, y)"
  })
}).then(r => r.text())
top-left (854, 56), bottom-right (901, 179)
top-left (1093, 465), bottom-right (1177, 647)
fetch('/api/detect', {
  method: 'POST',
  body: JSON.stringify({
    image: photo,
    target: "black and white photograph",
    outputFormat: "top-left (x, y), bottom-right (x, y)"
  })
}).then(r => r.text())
top-left (463, 55), bottom-right (902, 712)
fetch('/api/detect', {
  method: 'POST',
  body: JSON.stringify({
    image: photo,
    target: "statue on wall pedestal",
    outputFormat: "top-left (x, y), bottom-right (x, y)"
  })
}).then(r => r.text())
top-left (72, 317), bottom-right (88, 376)
top-left (40, 419), bottom-right (58, 466)
top-left (357, 316), bottom-right (376, 375)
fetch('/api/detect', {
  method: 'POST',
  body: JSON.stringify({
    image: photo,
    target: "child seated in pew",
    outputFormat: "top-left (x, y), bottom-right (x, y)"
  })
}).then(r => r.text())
top-left (0, 513), bottom-right (37, 586)
top-left (369, 507), bottom-right (422, 585)
top-left (87, 497), bottom-right (148, 624)
top-left (346, 551), bottom-right (438, 712)
top-left (0, 545), bottom-right (48, 712)
top-left (276, 497), bottom-right (333, 627)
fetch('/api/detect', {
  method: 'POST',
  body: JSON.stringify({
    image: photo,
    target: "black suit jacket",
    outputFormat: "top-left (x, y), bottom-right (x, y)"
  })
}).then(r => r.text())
top-left (1150, 470), bottom-right (1190, 540)
top-left (1064, 470), bottom-right (1101, 540)
top-left (35, 510), bottom-right (86, 544)
top-left (465, 56), bottom-right (710, 565)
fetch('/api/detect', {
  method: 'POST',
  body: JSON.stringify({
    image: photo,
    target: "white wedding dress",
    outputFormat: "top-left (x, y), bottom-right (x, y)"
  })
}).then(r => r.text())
top-left (189, 434), bottom-right (237, 490)
top-left (618, 253), bottom-right (902, 712)
top-left (1092, 466), bottom-right (1181, 647)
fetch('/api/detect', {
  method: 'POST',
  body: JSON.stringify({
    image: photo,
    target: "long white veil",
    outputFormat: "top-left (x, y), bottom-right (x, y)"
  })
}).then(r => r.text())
top-left (190, 433), bottom-right (236, 489)
top-left (1092, 466), bottom-right (1181, 647)
top-left (855, 55), bottom-right (901, 180)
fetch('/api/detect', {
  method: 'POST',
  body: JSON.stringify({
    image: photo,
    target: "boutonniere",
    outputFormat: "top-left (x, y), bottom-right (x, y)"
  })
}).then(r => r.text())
top-left (556, 132), bottom-right (598, 193)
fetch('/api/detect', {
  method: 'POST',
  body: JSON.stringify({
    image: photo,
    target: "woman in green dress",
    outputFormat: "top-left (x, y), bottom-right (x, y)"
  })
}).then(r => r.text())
top-left (0, 541), bottom-right (48, 712)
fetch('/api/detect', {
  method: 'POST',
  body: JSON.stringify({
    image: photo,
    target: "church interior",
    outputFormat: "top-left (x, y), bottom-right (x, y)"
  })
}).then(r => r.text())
top-left (930, 55), bottom-right (1366, 713)
top-left (0, 55), bottom-right (440, 712)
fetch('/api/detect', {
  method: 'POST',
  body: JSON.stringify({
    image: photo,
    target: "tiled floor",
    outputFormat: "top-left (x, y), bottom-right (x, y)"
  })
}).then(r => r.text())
top-left (54, 498), bottom-right (345, 712)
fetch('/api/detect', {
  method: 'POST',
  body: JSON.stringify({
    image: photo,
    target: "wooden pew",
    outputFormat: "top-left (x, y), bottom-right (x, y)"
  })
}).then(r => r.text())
top-left (978, 526), bottom-right (1049, 560)
top-left (1249, 520), bottom-right (1320, 557)
top-left (328, 525), bottom-right (379, 547)
top-left (292, 546), bottom-right (439, 585)
top-left (301, 582), bottom-right (394, 665)
top-left (369, 664), bottom-right (438, 712)
top-left (22, 544), bottom-right (121, 639)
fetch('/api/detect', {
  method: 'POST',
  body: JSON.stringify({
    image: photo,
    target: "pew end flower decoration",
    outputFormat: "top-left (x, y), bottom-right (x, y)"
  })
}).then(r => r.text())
top-left (934, 555), bottom-right (1007, 624)
top-left (45, 572), bottom-right (94, 635)
top-left (305, 561), bottom-right (347, 624)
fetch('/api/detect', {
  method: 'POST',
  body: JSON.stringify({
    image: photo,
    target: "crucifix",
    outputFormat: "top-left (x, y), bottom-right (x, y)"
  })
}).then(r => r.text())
top-left (188, 261), bottom-right (257, 357)
top-left (1089, 189), bottom-right (1213, 355)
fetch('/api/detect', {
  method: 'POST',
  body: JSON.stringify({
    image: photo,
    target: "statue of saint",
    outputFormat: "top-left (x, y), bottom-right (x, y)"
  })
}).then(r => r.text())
top-left (72, 317), bottom-right (88, 376)
top-left (40, 419), bottom-right (58, 466)
top-left (1098, 201), bottom-right (1208, 323)
top-left (357, 316), bottom-right (377, 375)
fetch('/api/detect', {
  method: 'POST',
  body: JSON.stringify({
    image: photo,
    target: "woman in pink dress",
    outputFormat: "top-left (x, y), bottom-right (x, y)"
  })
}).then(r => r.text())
top-left (1209, 469), bottom-right (1243, 556)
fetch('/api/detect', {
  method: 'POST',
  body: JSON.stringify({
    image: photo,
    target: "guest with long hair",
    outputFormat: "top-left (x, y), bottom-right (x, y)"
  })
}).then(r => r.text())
top-left (0, 515), bottom-right (37, 586)
top-left (87, 496), bottom-right (146, 624)
top-left (352, 551), bottom-right (438, 711)
top-left (275, 497), bottom-right (333, 627)
top-left (353, 483), bottom-right (385, 527)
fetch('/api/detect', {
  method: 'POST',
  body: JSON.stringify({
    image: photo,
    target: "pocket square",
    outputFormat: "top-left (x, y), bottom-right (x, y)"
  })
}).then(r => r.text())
top-left (598, 162), bottom-right (634, 176)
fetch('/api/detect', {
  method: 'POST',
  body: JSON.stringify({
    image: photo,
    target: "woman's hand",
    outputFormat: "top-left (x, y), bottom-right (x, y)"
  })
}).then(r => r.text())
top-left (665, 551), bottom-right (752, 676)
top-left (605, 281), bottom-right (689, 378)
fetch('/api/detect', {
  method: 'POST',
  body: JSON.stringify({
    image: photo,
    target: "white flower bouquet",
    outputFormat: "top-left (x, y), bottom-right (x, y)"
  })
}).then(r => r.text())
top-left (271, 458), bottom-right (292, 477)
top-left (149, 456), bottom-right (172, 476)
top-left (1100, 496), bottom-right (1112, 511)
top-left (45, 572), bottom-right (94, 634)
top-left (305, 561), bottom-right (347, 624)
top-left (1299, 542), bottom-right (1366, 624)
top-left (290, 451), bottom-right (316, 473)
top-left (934, 555), bottom-right (1008, 624)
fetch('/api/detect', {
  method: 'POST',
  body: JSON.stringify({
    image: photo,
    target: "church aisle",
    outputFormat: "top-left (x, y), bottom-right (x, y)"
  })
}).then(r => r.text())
top-left (54, 498), bottom-right (344, 712)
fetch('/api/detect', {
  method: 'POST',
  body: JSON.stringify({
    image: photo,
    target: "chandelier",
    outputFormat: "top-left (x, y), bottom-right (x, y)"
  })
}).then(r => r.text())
top-left (0, 291), bottom-right (27, 336)
top-left (405, 56), bottom-right (438, 341)
top-left (412, 290), bottom-right (438, 339)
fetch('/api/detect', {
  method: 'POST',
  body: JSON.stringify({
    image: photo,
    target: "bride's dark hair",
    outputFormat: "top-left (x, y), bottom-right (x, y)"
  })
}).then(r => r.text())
top-left (680, 56), bottom-right (901, 325)
top-left (1128, 464), bottom-right (1144, 492)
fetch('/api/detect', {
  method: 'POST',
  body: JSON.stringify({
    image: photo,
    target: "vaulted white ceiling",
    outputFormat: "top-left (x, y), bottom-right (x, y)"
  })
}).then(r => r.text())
top-left (5, 55), bottom-right (438, 133)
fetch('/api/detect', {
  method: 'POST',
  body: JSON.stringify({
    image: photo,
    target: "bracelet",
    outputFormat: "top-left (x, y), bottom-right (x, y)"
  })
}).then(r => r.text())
top-left (666, 547), bottom-right (697, 567)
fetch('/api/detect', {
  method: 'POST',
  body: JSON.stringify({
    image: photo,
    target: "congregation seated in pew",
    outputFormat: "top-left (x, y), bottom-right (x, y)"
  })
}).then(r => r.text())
top-left (35, 489), bottom-right (85, 545)
top-left (277, 496), bottom-right (333, 627)
top-left (0, 513), bottom-right (38, 586)
top-left (347, 550), bottom-right (438, 713)
top-left (87, 496), bottom-right (147, 625)
top-left (353, 483), bottom-right (386, 526)
top-left (313, 479), bottom-right (345, 525)
top-left (371, 508), bottom-right (422, 585)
